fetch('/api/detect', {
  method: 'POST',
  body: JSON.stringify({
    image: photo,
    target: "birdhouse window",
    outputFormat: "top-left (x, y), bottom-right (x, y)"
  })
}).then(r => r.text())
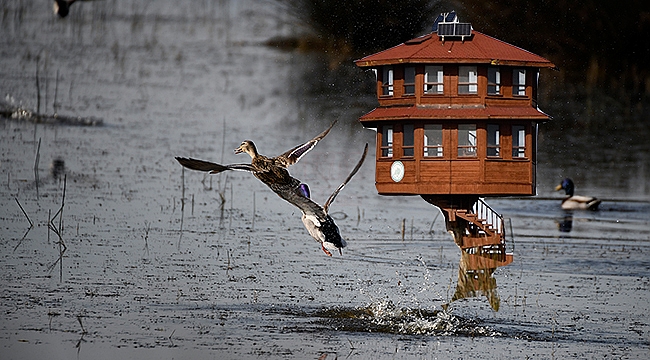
top-left (403, 67), bottom-right (416, 95)
top-left (424, 124), bottom-right (443, 157)
top-left (513, 68), bottom-right (526, 96)
top-left (487, 124), bottom-right (500, 157)
top-left (403, 124), bottom-right (414, 157)
top-left (512, 125), bottom-right (526, 158)
top-left (458, 124), bottom-right (477, 157)
top-left (424, 65), bottom-right (444, 94)
top-left (382, 67), bottom-right (394, 96)
top-left (458, 66), bottom-right (478, 94)
top-left (488, 67), bottom-right (501, 95)
top-left (381, 125), bottom-right (393, 157)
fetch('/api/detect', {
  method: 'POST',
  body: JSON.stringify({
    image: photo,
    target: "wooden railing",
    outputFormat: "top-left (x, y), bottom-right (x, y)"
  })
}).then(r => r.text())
top-left (472, 198), bottom-right (504, 237)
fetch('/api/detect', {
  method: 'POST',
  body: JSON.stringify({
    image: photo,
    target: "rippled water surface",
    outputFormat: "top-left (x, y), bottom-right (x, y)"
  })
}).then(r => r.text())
top-left (1, 1), bottom-right (649, 359)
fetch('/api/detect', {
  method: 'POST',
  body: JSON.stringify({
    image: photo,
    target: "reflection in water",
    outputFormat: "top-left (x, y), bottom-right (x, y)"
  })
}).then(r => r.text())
top-left (50, 157), bottom-right (65, 180)
top-left (421, 197), bottom-right (514, 311)
top-left (557, 213), bottom-right (573, 232)
top-left (446, 244), bottom-right (513, 311)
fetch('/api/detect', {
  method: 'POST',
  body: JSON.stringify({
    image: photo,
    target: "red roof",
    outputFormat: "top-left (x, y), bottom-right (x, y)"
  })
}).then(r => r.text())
top-left (359, 105), bottom-right (551, 123)
top-left (355, 31), bottom-right (555, 68)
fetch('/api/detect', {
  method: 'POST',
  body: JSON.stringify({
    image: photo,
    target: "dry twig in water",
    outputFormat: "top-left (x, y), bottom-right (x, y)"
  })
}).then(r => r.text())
top-left (47, 175), bottom-right (68, 282)
top-left (13, 198), bottom-right (34, 251)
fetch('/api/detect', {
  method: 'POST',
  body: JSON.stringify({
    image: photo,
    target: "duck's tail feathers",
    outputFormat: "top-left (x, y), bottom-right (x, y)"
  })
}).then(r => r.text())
top-left (588, 198), bottom-right (602, 211)
top-left (324, 143), bottom-right (368, 213)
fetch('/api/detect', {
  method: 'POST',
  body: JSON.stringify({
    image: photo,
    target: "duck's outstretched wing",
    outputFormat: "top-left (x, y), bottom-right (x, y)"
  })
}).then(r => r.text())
top-left (175, 157), bottom-right (253, 174)
top-left (323, 143), bottom-right (368, 213)
top-left (274, 120), bottom-right (337, 167)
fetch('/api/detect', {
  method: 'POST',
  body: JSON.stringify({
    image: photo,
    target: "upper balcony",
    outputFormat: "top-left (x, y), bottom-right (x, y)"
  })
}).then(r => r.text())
top-left (373, 63), bottom-right (539, 109)
top-left (355, 25), bottom-right (556, 123)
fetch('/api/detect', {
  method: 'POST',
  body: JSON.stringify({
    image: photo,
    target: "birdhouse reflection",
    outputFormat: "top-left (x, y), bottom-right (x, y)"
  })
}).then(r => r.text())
top-left (447, 244), bottom-right (512, 311)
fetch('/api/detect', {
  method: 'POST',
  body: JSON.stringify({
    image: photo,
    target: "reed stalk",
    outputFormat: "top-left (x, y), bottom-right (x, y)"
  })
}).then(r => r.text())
top-left (35, 59), bottom-right (40, 113)
top-left (252, 192), bottom-right (256, 230)
top-left (13, 197), bottom-right (34, 251)
top-left (53, 69), bottom-right (60, 115)
top-left (34, 137), bottom-right (41, 199)
top-left (47, 175), bottom-right (67, 282)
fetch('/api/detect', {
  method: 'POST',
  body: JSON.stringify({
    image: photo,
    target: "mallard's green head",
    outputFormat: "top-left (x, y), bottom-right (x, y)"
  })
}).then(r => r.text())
top-left (555, 178), bottom-right (575, 196)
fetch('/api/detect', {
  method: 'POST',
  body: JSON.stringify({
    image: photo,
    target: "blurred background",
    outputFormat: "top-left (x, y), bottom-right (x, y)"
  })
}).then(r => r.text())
top-left (3, 1), bottom-right (649, 200)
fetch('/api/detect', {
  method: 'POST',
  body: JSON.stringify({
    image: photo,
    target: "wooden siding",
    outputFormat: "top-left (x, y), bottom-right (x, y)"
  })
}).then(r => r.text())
top-left (374, 126), bottom-right (535, 196)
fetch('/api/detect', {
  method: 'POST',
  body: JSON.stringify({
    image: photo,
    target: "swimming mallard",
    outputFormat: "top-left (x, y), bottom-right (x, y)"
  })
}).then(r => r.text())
top-left (175, 121), bottom-right (366, 255)
top-left (555, 178), bottom-right (601, 211)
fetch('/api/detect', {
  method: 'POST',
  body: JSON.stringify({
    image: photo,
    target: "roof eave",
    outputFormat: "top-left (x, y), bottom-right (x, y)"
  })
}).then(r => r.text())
top-left (359, 115), bottom-right (551, 122)
top-left (355, 59), bottom-right (556, 69)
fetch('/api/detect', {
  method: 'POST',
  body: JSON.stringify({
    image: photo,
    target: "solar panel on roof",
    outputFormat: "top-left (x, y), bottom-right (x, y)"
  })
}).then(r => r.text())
top-left (445, 11), bottom-right (457, 22)
top-left (455, 23), bottom-right (471, 36)
top-left (437, 23), bottom-right (455, 36)
top-left (437, 23), bottom-right (472, 38)
top-left (433, 11), bottom-right (472, 39)
top-left (432, 14), bottom-right (445, 32)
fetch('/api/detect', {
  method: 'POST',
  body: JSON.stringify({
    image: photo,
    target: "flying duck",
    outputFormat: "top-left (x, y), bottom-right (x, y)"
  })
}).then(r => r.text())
top-left (176, 121), bottom-right (335, 194)
top-left (555, 178), bottom-right (601, 211)
top-left (175, 121), bottom-right (366, 255)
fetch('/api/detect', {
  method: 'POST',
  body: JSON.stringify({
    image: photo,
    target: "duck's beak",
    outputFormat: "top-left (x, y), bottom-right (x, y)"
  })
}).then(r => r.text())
top-left (234, 146), bottom-right (244, 154)
top-left (554, 184), bottom-right (563, 191)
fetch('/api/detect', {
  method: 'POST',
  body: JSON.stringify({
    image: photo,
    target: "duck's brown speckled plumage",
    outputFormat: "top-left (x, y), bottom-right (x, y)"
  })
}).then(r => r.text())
top-left (174, 121), bottom-right (367, 256)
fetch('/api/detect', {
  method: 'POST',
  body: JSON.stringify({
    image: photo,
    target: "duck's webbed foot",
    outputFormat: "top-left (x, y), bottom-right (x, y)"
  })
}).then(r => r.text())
top-left (321, 244), bottom-right (332, 257)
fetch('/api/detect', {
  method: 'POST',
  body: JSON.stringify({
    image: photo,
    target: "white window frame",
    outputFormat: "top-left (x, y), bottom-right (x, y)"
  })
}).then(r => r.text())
top-left (403, 67), bottom-right (415, 95)
top-left (457, 124), bottom-right (477, 157)
top-left (488, 67), bottom-right (501, 95)
top-left (512, 125), bottom-right (526, 158)
top-left (513, 68), bottom-right (526, 96)
top-left (458, 66), bottom-right (478, 94)
top-left (424, 124), bottom-right (443, 157)
top-left (402, 123), bottom-right (414, 157)
top-left (487, 124), bottom-right (500, 157)
top-left (381, 125), bottom-right (393, 157)
top-left (424, 65), bottom-right (444, 94)
top-left (382, 67), bottom-right (394, 96)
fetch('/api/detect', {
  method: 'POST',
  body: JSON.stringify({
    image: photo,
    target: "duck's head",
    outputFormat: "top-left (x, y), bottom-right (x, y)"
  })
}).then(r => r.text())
top-left (555, 178), bottom-right (575, 196)
top-left (234, 140), bottom-right (257, 158)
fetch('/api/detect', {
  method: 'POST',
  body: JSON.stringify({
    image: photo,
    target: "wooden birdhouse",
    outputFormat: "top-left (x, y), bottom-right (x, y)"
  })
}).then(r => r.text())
top-left (356, 12), bottom-right (555, 260)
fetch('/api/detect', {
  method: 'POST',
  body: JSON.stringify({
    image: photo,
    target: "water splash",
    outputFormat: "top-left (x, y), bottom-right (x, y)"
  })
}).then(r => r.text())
top-left (312, 299), bottom-right (501, 337)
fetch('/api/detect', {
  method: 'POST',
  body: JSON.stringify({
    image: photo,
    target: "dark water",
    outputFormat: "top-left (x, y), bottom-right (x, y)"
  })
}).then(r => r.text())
top-left (1, 1), bottom-right (649, 359)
